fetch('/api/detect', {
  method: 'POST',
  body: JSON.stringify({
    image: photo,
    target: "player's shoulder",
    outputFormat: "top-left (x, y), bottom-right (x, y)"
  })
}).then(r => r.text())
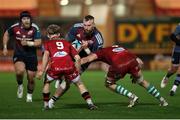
top-left (73, 23), bottom-right (83, 28)
top-left (10, 22), bottom-right (20, 29)
top-left (94, 28), bottom-right (103, 41)
top-left (94, 28), bottom-right (103, 36)
top-left (31, 23), bottom-right (40, 30)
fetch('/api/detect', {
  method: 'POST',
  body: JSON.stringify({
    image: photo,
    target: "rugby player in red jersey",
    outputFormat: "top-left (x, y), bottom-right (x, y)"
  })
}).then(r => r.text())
top-left (36, 24), bottom-right (97, 110)
top-left (81, 45), bottom-right (168, 107)
top-left (3, 11), bottom-right (42, 102)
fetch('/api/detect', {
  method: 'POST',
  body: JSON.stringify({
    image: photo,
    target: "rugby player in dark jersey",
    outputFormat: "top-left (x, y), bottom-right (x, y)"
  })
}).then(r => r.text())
top-left (161, 24), bottom-right (180, 96)
top-left (3, 11), bottom-right (42, 102)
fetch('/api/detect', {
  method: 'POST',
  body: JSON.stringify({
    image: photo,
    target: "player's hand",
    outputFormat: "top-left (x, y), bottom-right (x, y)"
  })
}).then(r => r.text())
top-left (36, 71), bottom-right (43, 80)
top-left (21, 40), bottom-right (27, 46)
top-left (81, 40), bottom-right (88, 49)
top-left (3, 48), bottom-right (8, 56)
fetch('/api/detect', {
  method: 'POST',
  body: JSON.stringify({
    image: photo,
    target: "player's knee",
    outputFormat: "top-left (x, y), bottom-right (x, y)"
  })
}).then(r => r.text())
top-left (16, 69), bottom-right (25, 75)
top-left (43, 83), bottom-right (50, 93)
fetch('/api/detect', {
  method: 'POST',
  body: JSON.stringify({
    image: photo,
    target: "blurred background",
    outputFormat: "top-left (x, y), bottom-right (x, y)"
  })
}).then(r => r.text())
top-left (0, 0), bottom-right (180, 72)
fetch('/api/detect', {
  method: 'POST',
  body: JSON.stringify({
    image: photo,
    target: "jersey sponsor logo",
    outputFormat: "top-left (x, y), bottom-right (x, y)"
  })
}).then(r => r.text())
top-left (112, 47), bottom-right (125, 52)
top-left (16, 31), bottom-right (21, 35)
top-left (53, 51), bottom-right (68, 57)
top-left (16, 37), bottom-right (33, 41)
top-left (28, 30), bottom-right (33, 35)
top-left (76, 34), bottom-right (81, 38)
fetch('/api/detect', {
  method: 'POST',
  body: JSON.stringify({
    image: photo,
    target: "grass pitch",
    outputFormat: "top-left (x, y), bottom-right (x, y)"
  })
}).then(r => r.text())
top-left (0, 70), bottom-right (180, 119)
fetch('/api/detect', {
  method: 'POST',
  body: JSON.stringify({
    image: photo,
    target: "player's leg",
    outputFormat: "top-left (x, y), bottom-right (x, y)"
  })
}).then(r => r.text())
top-left (72, 75), bottom-right (97, 110)
top-left (161, 51), bottom-right (179, 88)
top-left (43, 81), bottom-right (51, 109)
top-left (170, 67), bottom-right (180, 96)
top-left (25, 56), bottom-right (38, 102)
top-left (54, 62), bottom-right (90, 97)
top-left (133, 70), bottom-right (168, 106)
top-left (14, 61), bottom-right (25, 98)
top-left (48, 80), bottom-right (68, 109)
top-left (43, 70), bottom-right (61, 109)
top-left (26, 70), bottom-right (36, 102)
top-left (105, 76), bottom-right (138, 108)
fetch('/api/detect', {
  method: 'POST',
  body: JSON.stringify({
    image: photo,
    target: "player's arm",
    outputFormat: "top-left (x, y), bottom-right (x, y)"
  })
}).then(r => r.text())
top-left (2, 30), bottom-right (10, 56)
top-left (21, 24), bottom-right (42, 47)
top-left (41, 50), bottom-right (49, 72)
top-left (91, 32), bottom-right (104, 52)
top-left (136, 57), bottom-right (144, 68)
top-left (170, 25), bottom-right (180, 46)
top-left (65, 25), bottom-right (78, 42)
top-left (21, 39), bottom-right (42, 47)
top-left (36, 50), bottom-right (49, 80)
top-left (81, 53), bottom-right (98, 65)
top-left (74, 55), bottom-right (81, 72)
top-left (170, 33), bottom-right (180, 45)
top-left (81, 40), bottom-right (91, 54)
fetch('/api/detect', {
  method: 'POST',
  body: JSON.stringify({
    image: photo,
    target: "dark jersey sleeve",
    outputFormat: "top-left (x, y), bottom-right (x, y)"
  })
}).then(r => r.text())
top-left (174, 25), bottom-right (180, 36)
top-left (91, 32), bottom-right (104, 52)
top-left (170, 25), bottom-right (180, 45)
top-left (7, 23), bottom-right (17, 36)
top-left (32, 23), bottom-right (41, 39)
top-left (65, 25), bottom-right (78, 43)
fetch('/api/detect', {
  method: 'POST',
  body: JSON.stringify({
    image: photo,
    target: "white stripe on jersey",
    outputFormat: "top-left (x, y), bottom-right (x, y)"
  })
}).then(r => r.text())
top-left (73, 23), bottom-right (83, 28)
top-left (32, 23), bottom-right (40, 31)
top-left (95, 33), bottom-right (103, 45)
top-left (11, 23), bottom-right (19, 28)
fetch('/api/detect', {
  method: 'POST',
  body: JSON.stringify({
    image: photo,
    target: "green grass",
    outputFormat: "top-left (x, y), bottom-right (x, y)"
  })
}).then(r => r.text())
top-left (0, 70), bottom-right (180, 119)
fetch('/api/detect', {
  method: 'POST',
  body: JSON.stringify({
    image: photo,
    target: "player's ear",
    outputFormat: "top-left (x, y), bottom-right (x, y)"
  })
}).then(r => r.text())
top-left (57, 33), bottom-right (61, 37)
top-left (47, 34), bottom-right (50, 39)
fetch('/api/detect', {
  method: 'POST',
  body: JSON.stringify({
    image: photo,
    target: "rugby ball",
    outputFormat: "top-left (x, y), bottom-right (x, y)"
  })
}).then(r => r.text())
top-left (72, 40), bottom-right (82, 50)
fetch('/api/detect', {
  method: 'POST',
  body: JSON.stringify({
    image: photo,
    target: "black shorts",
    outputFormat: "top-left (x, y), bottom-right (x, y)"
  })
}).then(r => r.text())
top-left (13, 54), bottom-right (38, 71)
top-left (172, 52), bottom-right (180, 65)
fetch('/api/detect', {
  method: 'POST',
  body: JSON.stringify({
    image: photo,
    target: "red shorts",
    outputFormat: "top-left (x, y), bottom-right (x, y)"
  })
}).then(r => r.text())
top-left (46, 66), bottom-right (79, 82)
top-left (107, 58), bottom-right (140, 82)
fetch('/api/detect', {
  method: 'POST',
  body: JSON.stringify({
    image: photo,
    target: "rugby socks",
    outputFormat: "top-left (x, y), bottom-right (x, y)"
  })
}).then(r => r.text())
top-left (16, 75), bottom-right (23, 85)
top-left (173, 74), bottom-right (180, 86)
top-left (171, 74), bottom-right (180, 92)
top-left (43, 92), bottom-right (50, 104)
top-left (165, 72), bottom-right (174, 78)
top-left (115, 85), bottom-right (133, 98)
top-left (81, 91), bottom-right (93, 105)
top-left (48, 96), bottom-right (59, 108)
top-left (48, 96), bottom-right (59, 104)
top-left (147, 84), bottom-right (161, 100)
top-left (27, 80), bottom-right (35, 94)
top-left (51, 96), bottom-right (59, 102)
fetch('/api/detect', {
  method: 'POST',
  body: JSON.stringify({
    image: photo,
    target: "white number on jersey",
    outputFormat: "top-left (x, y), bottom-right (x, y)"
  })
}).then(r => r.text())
top-left (56, 42), bottom-right (64, 49)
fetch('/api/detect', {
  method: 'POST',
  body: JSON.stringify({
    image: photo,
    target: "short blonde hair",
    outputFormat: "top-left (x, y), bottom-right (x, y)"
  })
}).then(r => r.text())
top-left (47, 24), bottom-right (61, 35)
